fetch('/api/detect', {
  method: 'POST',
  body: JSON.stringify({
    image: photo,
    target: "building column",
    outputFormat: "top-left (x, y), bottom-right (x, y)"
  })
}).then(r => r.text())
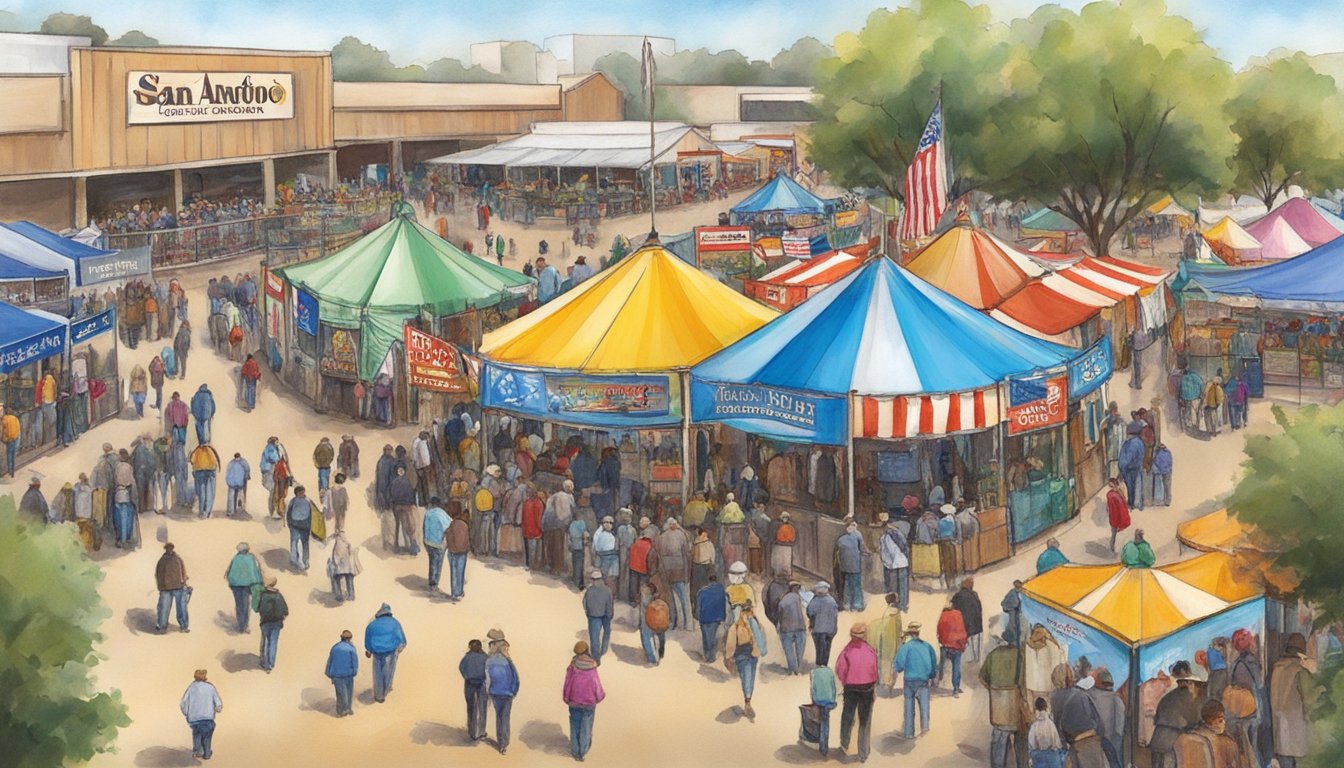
top-left (326, 151), bottom-right (338, 188)
top-left (172, 169), bottom-right (184, 211)
top-left (391, 141), bottom-right (403, 177)
top-left (73, 176), bottom-right (88, 229)
top-left (262, 158), bottom-right (276, 209)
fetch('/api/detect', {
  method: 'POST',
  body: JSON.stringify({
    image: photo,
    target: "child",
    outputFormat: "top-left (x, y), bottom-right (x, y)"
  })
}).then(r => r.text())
top-left (808, 664), bottom-right (837, 756)
top-left (1027, 697), bottom-right (1066, 768)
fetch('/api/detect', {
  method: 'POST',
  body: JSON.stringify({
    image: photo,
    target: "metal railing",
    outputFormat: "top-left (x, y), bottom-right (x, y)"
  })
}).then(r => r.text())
top-left (263, 201), bottom-right (394, 267)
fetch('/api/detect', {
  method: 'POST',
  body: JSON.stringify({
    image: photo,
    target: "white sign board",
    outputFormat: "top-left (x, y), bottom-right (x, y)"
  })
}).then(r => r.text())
top-left (127, 71), bottom-right (294, 125)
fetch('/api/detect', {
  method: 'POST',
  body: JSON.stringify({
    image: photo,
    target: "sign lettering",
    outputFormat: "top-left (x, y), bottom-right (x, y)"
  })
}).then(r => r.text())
top-left (546, 375), bottom-right (670, 416)
top-left (1067, 337), bottom-right (1113, 401)
top-left (71, 309), bottom-right (115, 344)
top-left (1006, 372), bottom-right (1068, 435)
top-left (694, 226), bottom-right (752, 252)
top-left (405, 325), bottom-right (468, 392)
top-left (127, 71), bottom-right (294, 125)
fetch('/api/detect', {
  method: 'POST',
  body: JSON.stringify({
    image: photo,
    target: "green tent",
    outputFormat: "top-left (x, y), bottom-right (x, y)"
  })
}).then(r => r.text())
top-left (1021, 207), bottom-right (1082, 233)
top-left (275, 211), bottom-right (534, 379)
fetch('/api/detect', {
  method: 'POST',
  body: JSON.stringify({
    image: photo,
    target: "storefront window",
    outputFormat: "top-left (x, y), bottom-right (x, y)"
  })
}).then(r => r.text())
top-left (1005, 426), bottom-right (1070, 543)
top-left (855, 431), bottom-right (996, 520)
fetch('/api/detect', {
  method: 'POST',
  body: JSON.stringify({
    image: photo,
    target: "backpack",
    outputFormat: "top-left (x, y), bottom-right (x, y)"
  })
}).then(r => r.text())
top-left (645, 598), bottom-right (670, 633)
top-left (475, 488), bottom-right (495, 512)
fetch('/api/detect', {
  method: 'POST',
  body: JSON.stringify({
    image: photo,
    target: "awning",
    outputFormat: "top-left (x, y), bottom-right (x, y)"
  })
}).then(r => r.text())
top-left (731, 174), bottom-right (835, 215)
top-left (0, 221), bottom-right (144, 286)
top-left (1246, 197), bottom-right (1344, 248)
top-left (754, 250), bottom-right (863, 287)
top-left (0, 301), bottom-right (67, 372)
top-left (991, 282), bottom-right (1101, 337)
top-left (427, 121), bottom-right (714, 170)
top-left (903, 223), bottom-right (1046, 310)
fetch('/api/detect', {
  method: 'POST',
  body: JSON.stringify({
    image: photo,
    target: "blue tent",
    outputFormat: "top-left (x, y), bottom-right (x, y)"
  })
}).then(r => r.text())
top-left (2, 221), bottom-right (114, 261)
top-left (1179, 237), bottom-right (1344, 307)
top-left (0, 300), bottom-right (67, 373)
top-left (0, 253), bottom-right (66, 281)
top-left (731, 174), bottom-right (835, 216)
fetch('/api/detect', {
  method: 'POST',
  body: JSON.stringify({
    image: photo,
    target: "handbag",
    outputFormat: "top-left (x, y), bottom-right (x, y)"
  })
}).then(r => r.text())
top-left (1221, 683), bottom-right (1257, 719)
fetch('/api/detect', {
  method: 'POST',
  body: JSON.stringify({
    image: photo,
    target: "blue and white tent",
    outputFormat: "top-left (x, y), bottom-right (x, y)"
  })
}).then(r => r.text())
top-left (0, 222), bottom-right (149, 287)
top-left (730, 174), bottom-right (835, 216)
top-left (0, 300), bottom-right (67, 373)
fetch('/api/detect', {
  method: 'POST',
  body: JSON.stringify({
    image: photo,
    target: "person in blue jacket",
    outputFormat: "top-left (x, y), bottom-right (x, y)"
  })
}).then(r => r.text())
top-left (325, 630), bottom-right (359, 717)
top-left (189, 384), bottom-right (215, 445)
top-left (364, 603), bottom-right (407, 703)
top-left (696, 572), bottom-right (729, 662)
top-left (485, 629), bottom-right (521, 754)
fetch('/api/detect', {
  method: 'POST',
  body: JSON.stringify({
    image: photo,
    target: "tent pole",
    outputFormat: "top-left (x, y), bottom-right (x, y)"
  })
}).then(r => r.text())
top-left (846, 391), bottom-right (857, 520)
top-left (681, 370), bottom-right (691, 508)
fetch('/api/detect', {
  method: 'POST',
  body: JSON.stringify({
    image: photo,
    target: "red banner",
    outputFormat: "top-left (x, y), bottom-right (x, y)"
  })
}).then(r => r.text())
top-left (1005, 374), bottom-right (1068, 435)
top-left (405, 325), bottom-right (468, 392)
top-left (263, 267), bottom-right (285, 300)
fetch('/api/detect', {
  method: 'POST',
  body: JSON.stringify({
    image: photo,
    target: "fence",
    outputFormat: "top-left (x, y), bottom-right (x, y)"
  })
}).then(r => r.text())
top-left (263, 200), bottom-right (394, 267)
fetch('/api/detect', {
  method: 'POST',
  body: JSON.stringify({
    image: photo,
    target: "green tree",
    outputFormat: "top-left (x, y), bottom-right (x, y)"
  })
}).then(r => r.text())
top-left (108, 30), bottom-right (159, 47)
top-left (423, 57), bottom-right (503, 84)
top-left (592, 51), bottom-right (647, 120)
top-left (331, 36), bottom-right (424, 82)
top-left (39, 12), bottom-right (107, 45)
top-left (1228, 54), bottom-right (1344, 210)
top-left (768, 37), bottom-right (833, 86)
top-left (0, 497), bottom-right (129, 766)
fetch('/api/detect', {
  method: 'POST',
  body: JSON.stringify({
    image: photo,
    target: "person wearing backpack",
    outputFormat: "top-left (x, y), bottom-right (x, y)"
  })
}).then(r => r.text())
top-left (640, 581), bottom-right (669, 665)
top-left (723, 598), bottom-right (768, 719)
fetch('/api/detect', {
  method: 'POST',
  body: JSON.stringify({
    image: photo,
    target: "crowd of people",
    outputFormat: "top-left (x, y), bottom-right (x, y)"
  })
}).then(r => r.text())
top-left (96, 194), bottom-right (271, 235)
top-left (1171, 366), bottom-right (1252, 437)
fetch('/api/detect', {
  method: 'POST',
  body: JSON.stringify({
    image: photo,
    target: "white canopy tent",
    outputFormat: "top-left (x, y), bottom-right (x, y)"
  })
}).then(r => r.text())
top-left (427, 121), bottom-right (718, 170)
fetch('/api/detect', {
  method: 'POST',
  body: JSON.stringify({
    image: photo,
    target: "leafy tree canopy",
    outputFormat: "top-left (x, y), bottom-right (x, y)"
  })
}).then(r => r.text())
top-left (108, 30), bottom-right (159, 47)
top-left (39, 12), bottom-right (107, 46)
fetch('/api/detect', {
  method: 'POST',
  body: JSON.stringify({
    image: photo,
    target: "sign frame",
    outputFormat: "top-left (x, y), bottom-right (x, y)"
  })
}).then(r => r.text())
top-left (1005, 370), bottom-right (1069, 436)
top-left (127, 71), bottom-right (295, 126)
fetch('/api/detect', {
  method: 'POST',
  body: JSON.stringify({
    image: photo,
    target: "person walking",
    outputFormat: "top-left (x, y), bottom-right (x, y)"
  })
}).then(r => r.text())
top-left (180, 669), bottom-right (223, 760)
top-left (656, 518), bottom-right (693, 629)
top-left (190, 384), bottom-right (215, 444)
top-left (696, 572), bottom-right (728, 663)
top-left (365, 603), bottom-right (408, 703)
top-left (165, 392), bottom-right (189, 445)
top-left (880, 514), bottom-right (911, 612)
top-left (723, 598), bottom-right (767, 719)
top-left (1089, 668), bottom-right (1126, 768)
top-left (132, 434), bottom-right (157, 516)
top-left (810, 662), bottom-right (838, 757)
top-left (313, 437), bottom-right (335, 494)
top-left (591, 516), bottom-right (619, 587)
top-left (327, 530), bottom-right (361, 603)
top-left (952, 577), bottom-right (984, 662)
top-left (259, 436), bottom-right (284, 517)
top-left (1270, 633), bottom-right (1323, 768)
top-left (389, 466), bottom-right (420, 555)
top-left (1051, 666), bottom-right (1107, 768)
top-left (256, 576), bottom-right (288, 672)
top-left (285, 485), bottom-right (315, 571)
top-left (240, 353), bottom-right (261, 411)
top-left (460, 638), bottom-right (489, 742)
top-left (225, 452), bottom-right (250, 517)
top-left (155, 542), bottom-right (190, 633)
top-left (1152, 443), bottom-right (1173, 507)
top-left (1106, 477), bottom-right (1131, 552)
top-left (129, 363), bottom-right (148, 417)
top-left (337, 434), bottom-right (360, 479)
top-left (979, 633), bottom-right (1026, 768)
top-left (522, 486), bottom-right (544, 570)
top-left (1225, 373), bottom-right (1249, 430)
top-left (325, 630), bottom-right (359, 717)
top-left (1037, 538), bottom-right (1069, 574)
top-left (329, 473), bottom-right (349, 533)
top-left (937, 601), bottom-right (969, 696)
top-left (149, 355), bottom-right (166, 410)
top-left (188, 441), bottom-right (220, 518)
top-left (485, 629), bottom-right (520, 754)
top-left (583, 569), bottom-right (613, 663)
top-left (567, 511), bottom-right (589, 590)
top-left (224, 542), bottom-right (262, 634)
top-left (1118, 429), bottom-right (1145, 511)
top-left (894, 621), bottom-right (938, 739)
top-left (421, 496), bottom-right (450, 592)
top-left (807, 581), bottom-right (839, 666)
top-left (174, 320), bottom-right (191, 379)
top-left (562, 640), bottom-right (605, 761)
top-left (639, 581), bottom-right (669, 665)
top-left (835, 620), bottom-right (879, 761)
top-left (1203, 373), bottom-right (1225, 434)
top-left (446, 508), bottom-right (470, 600)
top-left (835, 521), bottom-right (867, 611)
top-left (1179, 366), bottom-right (1203, 430)
top-left (776, 579), bottom-right (807, 675)
top-left (411, 430), bottom-right (433, 504)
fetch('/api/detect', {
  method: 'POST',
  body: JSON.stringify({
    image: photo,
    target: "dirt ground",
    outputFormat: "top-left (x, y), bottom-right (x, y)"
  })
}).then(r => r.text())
top-left (11, 197), bottom-right (1286, 767)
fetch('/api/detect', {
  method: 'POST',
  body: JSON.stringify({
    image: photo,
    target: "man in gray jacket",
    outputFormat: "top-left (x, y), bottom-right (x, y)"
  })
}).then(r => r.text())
top-left (807, 581), bottom-right (840, 666)
top-left (582, 569), bottom-right (614, 662)
top-left (835, 522), bottom-right (868, 611)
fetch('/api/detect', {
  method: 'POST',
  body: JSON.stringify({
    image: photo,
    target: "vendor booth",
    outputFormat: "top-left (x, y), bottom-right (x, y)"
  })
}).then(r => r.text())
top-left (0, 301), bottom-right (71, 462)
top-left (742, 248), bottom-right (865, 311)
top-left (903, 220), bottom-right (1047, 309)
top-left (69, 308), bottom-right (120, 430)
top-left (1201, 216), bottom-right (1263, 265)
top-left (271, 204), bottom-right (534, 422)
top-left (730, 174), bottom-right (839, 241)
top-left (691, 257), bottom-right (1111, 578)
top-left (0, 221), bottom-right (151, 289)
top-left (1245, 197), bottom-right (1344, 249)
top-left (1021, 551), bottom-right (1268, 763)
top-left (477, 237), bottom-right (777, 516)
top-left (0, 253), bottom-right (69, 315)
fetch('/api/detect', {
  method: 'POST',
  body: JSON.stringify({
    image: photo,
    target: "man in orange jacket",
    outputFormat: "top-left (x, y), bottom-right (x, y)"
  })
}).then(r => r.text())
top-left (936, 601), bottom-right (969, 697)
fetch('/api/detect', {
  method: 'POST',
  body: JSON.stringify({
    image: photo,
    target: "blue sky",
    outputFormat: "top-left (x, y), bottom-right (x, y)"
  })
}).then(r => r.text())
top-left (2, 0), bottom-right (1339, 67)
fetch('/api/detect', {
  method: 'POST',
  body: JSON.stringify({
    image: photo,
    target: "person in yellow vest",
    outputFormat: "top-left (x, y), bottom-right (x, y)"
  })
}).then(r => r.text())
top-left (36, 371), bottom-right (57, 446)
top-left (725, 560), bottom-right (756, 624)
top-left (868, 592), bottom-right (905, 688)
top-left (0, 405), bottom-right (19, 477)
top-left (189, 441), bottom-right (221, 519)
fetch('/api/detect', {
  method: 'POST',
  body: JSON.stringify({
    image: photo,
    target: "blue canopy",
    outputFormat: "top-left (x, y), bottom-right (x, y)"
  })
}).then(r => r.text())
top-left (1179, 237), bottom-right (1344, 307)
top-left (731, 174), bottom-right (834, 215)
top-left (693, 257), bottom-right (1074, 397)
top-left (2, 221), bottom-right (114, 260)
top-left (0, 253), bottom-right (66, 281)
top-left (0, 301), bottom-right (67, 373)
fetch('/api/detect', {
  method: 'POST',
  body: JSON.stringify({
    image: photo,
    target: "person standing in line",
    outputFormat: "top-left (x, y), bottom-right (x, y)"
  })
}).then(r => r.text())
top-left (1028, 697), bottom-right (1067, 768)
top-left (313, 437), bottom-right (335, 495)
top-left (591, 517), bottom-right (619, 588)
top-left (179, 669), bottom-right (222, 760)
top-left (225, 452), bottom-right (250, 517)
top-left (165, 392), bottom-right (189, 445)
top-left (411, 430), bottom-right (433, 504)
top-left (285, 485), bottom-right (315, 571)
top-left (952, 577), bottom-right (984, 662)
top-left (583, 569), bottom-right (614, 663)
top-left (256, 576), bottom-right (288, 672)
top-left (937, 601), bottom-right (969, 696)
top-left (1106, 477), bottom-right (1131, 552)
top-left (0, 405), bottom-right (19, 477)
top-left (327, 530), bottom-right (361, 603)
top-left (240, 353), bottom-right (261, 411)
top-left (522, 486), bottom-right (544, 570)
top-left (189, 441), bottom-right (220, 519)
top-left (810, 663), bottom-right (838, 757)
top-left (132, 434), bottom-right (157, 516)
top-left (190, 384), bottom-right (215, 444)
top-left (880, 513), bottom-right (911, 612)
top-left (485, 629), bottom-right (520, 754)
top-left (113, 449), bottom-right (139, 548)
top-left (656, 518), bottom-right (693, 630)
top-left (325, 630), bottom-right (359, 717)
top-left (807, 581), bottom-right (839, 666)
top-left (835, 620), bottom-right (879, 762)
top-left (1150, 662), bottom-right (1202, 768)
top-left (173, 320), bottom-right (191, 379)
top-left (446, 508), bottom-right (471, 600)
top-left (224, 542), bottom-right (262, 634)
top-left (155, 542), bottom-right (189, 633)
top-left (894, 621), bottom-right (938, 739)
top-left (129, 363), bottom-right (148, 417)
top-left (328, 473), bottom-right (349, 534)
top-left (835, 521), bottom-right (867, 611)
top-left (459, 638), bottom-right (489, 742)
top-left (364, 603), bottom-right (408, 704)
top-left (696, 572), bottom-right (728, 663)
top-left (1270, 633), bottom-right (1323, 768)
top-left (1118, 428), bottom-right (1146, 511)
top-left (1089, 668), bottom-right (1126, 768)
top-left (723, 598), bottom-right (768, 719)
top-left (337, 434), bottom-right (360, 479)
top-left (567, 511), bottom-right (589, 590)
top-left (562, 640), bottom-right (605, 762)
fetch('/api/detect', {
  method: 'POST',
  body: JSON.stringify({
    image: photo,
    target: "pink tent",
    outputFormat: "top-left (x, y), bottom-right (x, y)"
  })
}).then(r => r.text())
top-left (1246, 197), bottom-right (1343, 248)
top-left (1254, 217), bottom-right (1312, 261)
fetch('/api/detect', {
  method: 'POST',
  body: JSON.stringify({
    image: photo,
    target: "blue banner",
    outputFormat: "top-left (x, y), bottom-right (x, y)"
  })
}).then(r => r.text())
top-left (0, 326), bottom-right (65, 373)
top-left (1137, 598), bottom-right (1265, 683)
top-left (690, 378), bottom-right (848, 445)
top-left (1019, 594), bottom-right (1133, 691)
top-left (296, 289), bottom-right (319, 336)
top-left (71, 309), bottom-right (115, 344)
top-left (483, 363), bottom-right (684, 428)
top-left (1068, 336), bottom-right (1113, 401)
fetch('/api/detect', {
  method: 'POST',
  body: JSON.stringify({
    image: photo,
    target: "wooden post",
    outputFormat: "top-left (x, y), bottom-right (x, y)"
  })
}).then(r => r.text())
top-left (846, 391), bottom-right (857, 520)
top-left (681, 370), bottom-right (692, 507)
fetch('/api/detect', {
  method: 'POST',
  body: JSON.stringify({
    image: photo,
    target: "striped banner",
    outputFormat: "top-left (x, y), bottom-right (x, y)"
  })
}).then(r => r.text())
top-left (855, 387), bottom-right (1001, 439)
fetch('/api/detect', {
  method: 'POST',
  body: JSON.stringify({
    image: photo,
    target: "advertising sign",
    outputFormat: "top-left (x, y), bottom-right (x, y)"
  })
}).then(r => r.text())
top-left (690, 379), bottom-right (848, 445)
top-left (1006, 371), bottom-right (1068, 435)
top-left (405, 325), bottom-right (468, 393)
top-left (1068, 336), bottom-right (1113, 401)
top-left (547, 374), bottom-right (670, 416)
top-left (71, 309), bottom-right (115, 344)
top-left (295, 289), bottom-right (318, 336)
top-left (78, 247), bottom-right (150, 285)
top-left (483, 364), bottom-right (682, 427)
top-left (320, 328), bottom-right (359, 379)
top-left (0, 325), bottom-right (65, 373)
top-left (834, 209), bottom-right (859, 228)
top-left (263, 267), bottom-right (286, 301)
top-left (128, 71), bottom-right (294, 125)
top-left (694, 226), bottom-right (752, 252)
top-left (782, 235), bottom-right (812, 257)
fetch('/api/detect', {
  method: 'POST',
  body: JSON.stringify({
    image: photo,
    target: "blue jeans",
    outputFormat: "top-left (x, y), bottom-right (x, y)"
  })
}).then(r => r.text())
top-left (133, 392), bottom-right (145, 416)
top-left (230, 585), bottom-right (251, 632)
top-left (884, 567), bottom-right (910, 612)
top-left (193, 471), bottom-right (215, 517)
top-left (640, 625), bottom-right (665, 663)
top-left (568, 706), bottom-right (595, 759)
top-left (492, 695), bottom-right (513, 750)
top-left (156, 588), bottom-right (188, 631)
top-left (1153, 473), bottom-right (1171, 506)
top-left (226, 485), bottom-right (244, 516)
top-left (902, 679), bottom-right (931, 736)
top-left (4, 438), bottom-right (15, 477)
top-left (587, 615), bottom-right (611, 661)
top-left (244, 379), bottom-right (256, 409)
top-left (939, 647), bottom-right (963, 691)
top-left (735, 652), bottom-right (758, 699)
top-left (259, 621), bottom-right (281, 670)
top-left (318, 467), bottom-right (330, 491)
top-left (426, 545), bottom-right (445, 588)
top-left (465, 680), bottom-right (487, 739)
top-left (780, 630), bottom-right (806, 673)
top-left (448, 552), bottom-right (467, 598)
top-left (332, 676), bottom-right (354, 715)
top-left (189, 719), bottom-right (215, 758)
top-left (172, 426), bottom-right (187, 444)
top-left (844, 572), bottom-right (864, 610)
top-left (1121, 467), bottom-right (1142, 509)
top-left (114, 502), bottom-right (135, 544)
top-left (158, 473), bottom-right (171, 512)
top-left (668, 581), bottom-right (691, 629)
top-left (815, 705), bottom-right (833, 755)
top-left (700, 621), bottom-right (721, 662)
top-left (289, 527), bottom-right (310, 570)
top-left (372, 651), bottom-right (398, 700)
top-left (195, 418), bottom-right (210, 444)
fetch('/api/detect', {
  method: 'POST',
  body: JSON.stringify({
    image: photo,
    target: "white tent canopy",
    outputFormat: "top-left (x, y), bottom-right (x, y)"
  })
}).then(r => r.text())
top-left (0, 224), bottom-right (79, 281)
top-left (427, 121), bottom-right (716, 170)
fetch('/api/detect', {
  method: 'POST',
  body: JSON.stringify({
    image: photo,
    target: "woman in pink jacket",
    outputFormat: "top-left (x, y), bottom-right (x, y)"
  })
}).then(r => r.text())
top-left (562, 640), bottom-right (605, 761)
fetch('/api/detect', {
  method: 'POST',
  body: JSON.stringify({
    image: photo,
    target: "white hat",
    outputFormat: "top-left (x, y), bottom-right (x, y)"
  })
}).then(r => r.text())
top-left (728, 560), bottom-right (748, 575)
top-left (484, 464), bottom-right (502, 477)
top-left (941, 503), bottom-right (956, 516)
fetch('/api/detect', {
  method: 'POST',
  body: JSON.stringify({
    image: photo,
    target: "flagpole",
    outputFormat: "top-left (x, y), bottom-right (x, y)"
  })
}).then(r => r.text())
top-left (643, 37), bottom-right (658, 237)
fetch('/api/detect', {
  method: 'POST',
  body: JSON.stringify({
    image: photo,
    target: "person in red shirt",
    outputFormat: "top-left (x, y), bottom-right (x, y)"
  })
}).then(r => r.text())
top-left (936, 603), bottom-right (968, 697)
top-left (835, 621), bottom-right (879, 761)
top-left (627, 531), bottom-right (656, 604)
top-left (1106, 476), bottom-right (1131, 553)
top-left (521, 487), bottom-right (544, 570)
top-left (241, 353), bottom-right (262, 411)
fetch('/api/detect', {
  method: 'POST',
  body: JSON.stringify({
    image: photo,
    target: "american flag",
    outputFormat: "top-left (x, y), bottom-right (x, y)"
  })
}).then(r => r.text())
top-left (900, 101), bottom-right (949, 241)
top-left (640, 37), bottom-right (656, 114)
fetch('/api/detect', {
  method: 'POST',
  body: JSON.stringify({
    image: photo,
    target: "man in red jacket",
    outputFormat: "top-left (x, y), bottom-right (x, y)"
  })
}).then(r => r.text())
top-left (240, 354), bottom-right (262, 411)
top-left (1106, 477), bottom-right (1131, 553)
top-left (521, 486), bottom-right (544, 570)
top-left (627, 531), bottom-right (656, 604)
top-left (936, 602), bottom-right (968, 697)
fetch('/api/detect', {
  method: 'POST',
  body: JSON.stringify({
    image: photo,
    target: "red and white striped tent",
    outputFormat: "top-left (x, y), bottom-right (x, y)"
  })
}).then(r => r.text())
top-left (742, 248), bottom-right (865, 311)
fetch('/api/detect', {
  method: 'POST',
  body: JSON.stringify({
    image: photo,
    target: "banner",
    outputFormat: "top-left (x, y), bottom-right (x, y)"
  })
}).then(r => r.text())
top-left (295, 289), bottom-right (318, 336)
top-left (483, 363), bottom-right (682, 427)
top-left (1068, 336), bottom-right (1113, 401)
top-left (0, 325), bottom-right (65, 373)
top-left (78, 247), bottom-right (150, 285)
top-left (263, 267), bottom-right (286, 301)
top-left (1006, 371), bottom-right (1068, 435)
top-left (483, 364), bottom-right (547, 414)
top-left (690, 379), bottom-right (848, 445)
top-left (694, 226), bottom-right (752, 252)
top-left (834, 209), bottom-right (859, 228)
top-left (405, 325), bottom-right (468, 393)
top-left (782, 235), bottom-right (812, 258)
top-left (320, 328), bottom-right (359, 379)
top-left (71, 309), bottom-right (115, 344)
top-left (547, 375), bottom-right (670, 416)
top-left (128, 71), bottom-right (294, 125)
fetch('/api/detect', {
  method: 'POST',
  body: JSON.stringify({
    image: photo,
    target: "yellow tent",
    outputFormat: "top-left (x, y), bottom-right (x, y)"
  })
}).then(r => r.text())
top-left (1023, 551), bottom-right (1263, 644)
top-left (1176, 508), bottom-right (1257, 553)
top-left (1202, 216), bottom-right (1261, 250)
top-left (481, 242), bottom-right (777, 371)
